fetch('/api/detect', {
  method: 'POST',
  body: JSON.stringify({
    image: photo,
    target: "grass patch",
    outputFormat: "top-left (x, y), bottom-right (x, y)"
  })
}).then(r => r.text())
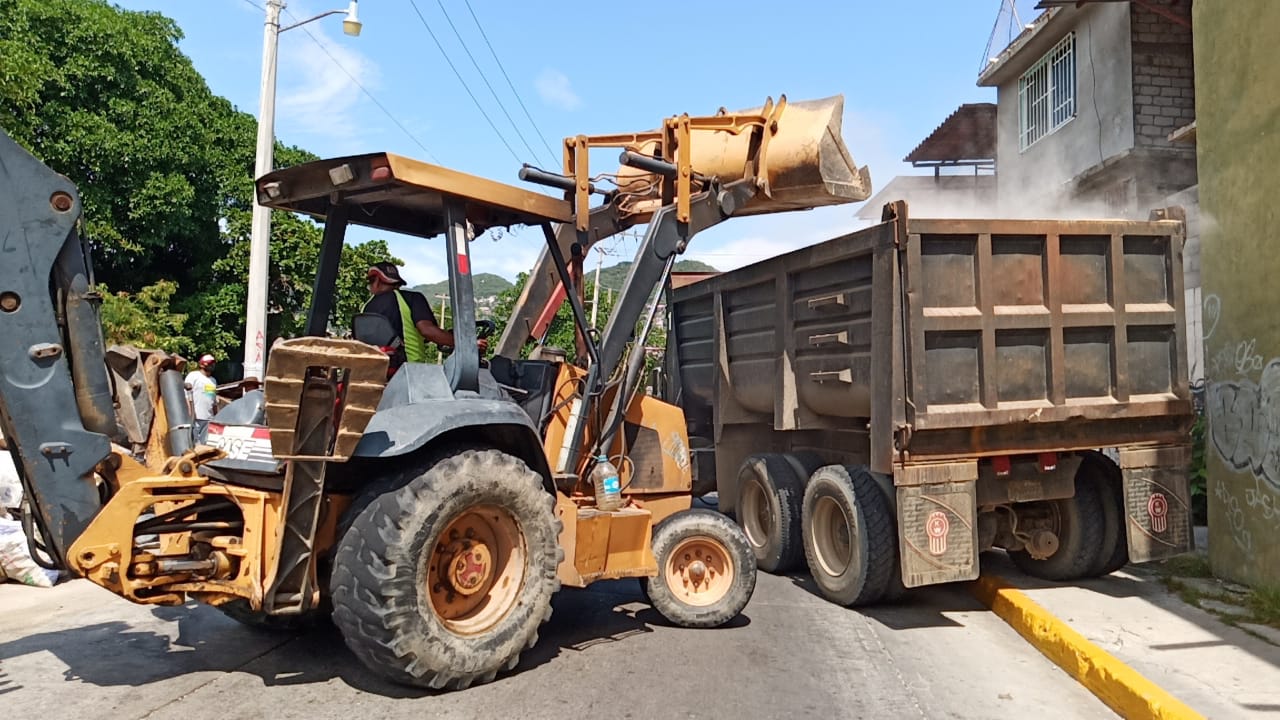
top-left (1156, 553), bottom-right (1213, 579)
top-left (1166, 577), bottom-right (1204, 607)
top-left (1248, 585), bottom-right (1280, 628)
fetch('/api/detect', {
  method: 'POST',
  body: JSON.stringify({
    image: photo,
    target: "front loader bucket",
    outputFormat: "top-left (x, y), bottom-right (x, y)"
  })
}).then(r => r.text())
top-left (617, 94), bottom-right (871, 216)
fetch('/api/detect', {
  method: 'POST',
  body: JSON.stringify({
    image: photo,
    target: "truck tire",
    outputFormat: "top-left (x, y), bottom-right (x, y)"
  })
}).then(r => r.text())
top-left (644, 509), bottom-right (756, 628)
top-left (330, 448), bottom-right (562, 690)
top-left (1008, 468), bottom-right (1107, 582)
top-left (735, 454), bottom-right (806, 573)
top-left (1081, 451), bottom-right (1128, 576)
top-left (801, 465), bottom-right (897, 607)
top-left (781, 451), bottom-right (826, 482)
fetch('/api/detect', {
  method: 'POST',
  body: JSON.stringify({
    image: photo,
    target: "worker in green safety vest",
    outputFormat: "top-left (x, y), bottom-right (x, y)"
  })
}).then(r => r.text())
top-left (363, 262), bottom-right (485, 367)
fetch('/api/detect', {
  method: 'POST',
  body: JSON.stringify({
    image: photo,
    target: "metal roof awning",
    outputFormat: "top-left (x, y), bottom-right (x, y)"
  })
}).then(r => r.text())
top-left (903, 103), bottom-right (997, 172)
top-left (256, 152), bottom-right (574, 239)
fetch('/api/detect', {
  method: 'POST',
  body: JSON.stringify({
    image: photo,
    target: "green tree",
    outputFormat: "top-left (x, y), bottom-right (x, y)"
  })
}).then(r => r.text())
top-left (490, 274), bottom-right (619, 363)
top-left (0, 0), bottom-right (400, 361)
top-left (98, 280), bottom-right (194, 355)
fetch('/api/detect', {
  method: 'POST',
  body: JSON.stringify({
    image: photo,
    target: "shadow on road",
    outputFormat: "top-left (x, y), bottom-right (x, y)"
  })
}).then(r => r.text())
top-left (0, 578), bottom-right (750, 699)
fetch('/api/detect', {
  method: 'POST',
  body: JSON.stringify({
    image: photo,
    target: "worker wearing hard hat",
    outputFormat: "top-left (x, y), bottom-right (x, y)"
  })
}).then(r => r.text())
top-left (184, 354), bottom-right (218, 437)
top-left (363, 262), bottom-right (485, 367)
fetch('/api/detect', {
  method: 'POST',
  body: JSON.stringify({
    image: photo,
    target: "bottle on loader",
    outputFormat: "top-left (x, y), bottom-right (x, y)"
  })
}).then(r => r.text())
top-left (0, 95), bottom-right (870, 689)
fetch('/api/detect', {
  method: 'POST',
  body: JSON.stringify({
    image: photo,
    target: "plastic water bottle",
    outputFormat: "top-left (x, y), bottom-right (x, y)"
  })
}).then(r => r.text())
top-left (590, 455), bottom-right (623, 511)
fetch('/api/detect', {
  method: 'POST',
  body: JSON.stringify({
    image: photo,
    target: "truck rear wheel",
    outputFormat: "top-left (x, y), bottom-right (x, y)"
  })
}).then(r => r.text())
top-left (645, 509), bottom-right (756, 628)
top-left (801, 465), bottom-right (897, 607)
top-left (1081, 451), bottom-right (1128, 576)
top-left (1008, 467), bottom-right (1107, 582)
top-left (330, 448), bottom-right (561, 690)
top-left (735, 454), bottom-right (806, 573)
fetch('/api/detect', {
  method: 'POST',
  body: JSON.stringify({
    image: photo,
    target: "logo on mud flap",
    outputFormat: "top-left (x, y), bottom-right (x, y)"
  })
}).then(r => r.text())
top-left (926, 511), bottom-right (950, 556)
top-left (1148, 493), bottom-right (1169, 534)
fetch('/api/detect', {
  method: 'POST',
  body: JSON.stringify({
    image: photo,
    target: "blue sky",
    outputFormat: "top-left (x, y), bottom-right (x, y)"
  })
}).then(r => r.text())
top-left (113, 0), bottom-right (1015, 285)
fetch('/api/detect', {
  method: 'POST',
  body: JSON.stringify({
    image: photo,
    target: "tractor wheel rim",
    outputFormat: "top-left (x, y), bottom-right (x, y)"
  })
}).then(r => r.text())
top-left (664, 536), bottom-right (734, 607)
top-left (741, 475), bottom-right (772, 550)
top-left (812, 496), bottom-right (853, 577)
top-left (427, 504), bottom-right (526, 636)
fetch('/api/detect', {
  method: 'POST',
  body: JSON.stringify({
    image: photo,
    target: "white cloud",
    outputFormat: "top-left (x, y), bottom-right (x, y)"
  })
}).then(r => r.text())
top-left (274, 18), bottom-right (379, 152)
top-left (535, 69), bottom-right (581, 111)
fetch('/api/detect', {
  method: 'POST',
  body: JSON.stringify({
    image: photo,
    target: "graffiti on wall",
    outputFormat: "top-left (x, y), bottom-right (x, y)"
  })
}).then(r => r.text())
top-left (1203, 294), bottom-right (1280, 551)
top-left (1207, 358), bottom-right (1280, 489)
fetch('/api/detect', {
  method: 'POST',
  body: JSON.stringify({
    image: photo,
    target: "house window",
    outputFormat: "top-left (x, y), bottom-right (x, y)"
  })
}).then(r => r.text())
top-left (1019, 33), bottom-right (1077, 150)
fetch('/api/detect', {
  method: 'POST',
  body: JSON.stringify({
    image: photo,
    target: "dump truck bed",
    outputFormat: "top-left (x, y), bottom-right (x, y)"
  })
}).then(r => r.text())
top-left (669, 202), bottom-right (1194, 474)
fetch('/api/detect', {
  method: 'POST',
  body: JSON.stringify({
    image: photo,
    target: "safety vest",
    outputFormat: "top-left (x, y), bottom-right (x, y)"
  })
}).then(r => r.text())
top-left (365, 290), bottom-right (428, 363)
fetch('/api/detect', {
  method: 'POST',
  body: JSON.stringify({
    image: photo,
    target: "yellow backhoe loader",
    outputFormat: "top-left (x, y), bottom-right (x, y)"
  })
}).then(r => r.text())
top-left (0, 95), bottom-right (869, 689)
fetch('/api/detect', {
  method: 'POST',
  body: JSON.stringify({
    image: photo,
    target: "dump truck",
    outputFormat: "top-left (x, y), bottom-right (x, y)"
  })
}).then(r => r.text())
top-left (0, 94), bottom-right (870, 688)
top-left (665, 201), bottom-right (1195, 605)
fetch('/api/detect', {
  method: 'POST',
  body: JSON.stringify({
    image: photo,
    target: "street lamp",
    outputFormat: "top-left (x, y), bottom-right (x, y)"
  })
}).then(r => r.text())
top-left (243, 0), bottom-right (361, 380)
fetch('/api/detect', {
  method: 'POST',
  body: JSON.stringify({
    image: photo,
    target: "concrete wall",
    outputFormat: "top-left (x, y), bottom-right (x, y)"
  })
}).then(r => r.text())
top-left (1195, 1), bottom-right (1280, 587)
top-left (992, 3), bottom-right (1135, 216)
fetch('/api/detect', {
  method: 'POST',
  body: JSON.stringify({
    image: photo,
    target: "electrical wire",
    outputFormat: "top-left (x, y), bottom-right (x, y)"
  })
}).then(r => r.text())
top-left (461, 0), bottom-right (561, 164)
top-left (266, 4), bottom-right (440, 162)
top-left (433, 0), bottom-right (550, 166)
top-left (406, 0), bottom-right (523, 163)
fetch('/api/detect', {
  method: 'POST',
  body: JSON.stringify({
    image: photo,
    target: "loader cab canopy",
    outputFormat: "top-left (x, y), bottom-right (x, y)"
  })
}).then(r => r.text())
top-left (255, 152), bottom-right (580, 395)
top-left (256, 151), bottom-right (574, 238)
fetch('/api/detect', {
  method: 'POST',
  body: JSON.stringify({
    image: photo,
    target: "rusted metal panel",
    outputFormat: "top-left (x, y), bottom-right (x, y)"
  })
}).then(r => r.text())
top-left (670, 204), bottom-right (1193, 469)
top-left (895, 462), bottom-right (980, 588)
top-left (1119, 444), bottom-right (1194, 562)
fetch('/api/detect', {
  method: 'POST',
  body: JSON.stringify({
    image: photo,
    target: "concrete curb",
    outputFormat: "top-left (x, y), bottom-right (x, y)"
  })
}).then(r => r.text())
top-left (971, 575), bottom-right (1205, 720)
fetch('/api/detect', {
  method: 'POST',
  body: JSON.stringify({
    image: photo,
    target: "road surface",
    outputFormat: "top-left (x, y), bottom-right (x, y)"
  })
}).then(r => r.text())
top-left (0, 570), bottom-right (1115, 719)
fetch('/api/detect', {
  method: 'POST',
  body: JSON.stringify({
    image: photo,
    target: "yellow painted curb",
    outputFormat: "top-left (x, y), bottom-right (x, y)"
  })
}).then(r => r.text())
top-left (971, 575), bottom-right (1204, 720)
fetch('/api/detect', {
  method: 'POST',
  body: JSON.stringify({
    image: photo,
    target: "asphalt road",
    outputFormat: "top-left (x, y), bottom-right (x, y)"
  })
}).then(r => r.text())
top-left (0, 567), bottom-right (1117, 720)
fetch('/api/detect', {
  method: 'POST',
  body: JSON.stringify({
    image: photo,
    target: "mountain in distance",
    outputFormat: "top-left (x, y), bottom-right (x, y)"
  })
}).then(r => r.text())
top-left (412, 273), bottom-right (513, 299)
top-left (596, 259), bottom-right (718, 292)
top-left (410, 260), bottom-right (718, 299)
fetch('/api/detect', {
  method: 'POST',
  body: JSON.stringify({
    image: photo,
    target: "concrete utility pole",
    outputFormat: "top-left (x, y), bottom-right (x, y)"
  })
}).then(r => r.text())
top-left (435, 293), bottom-right (449, 364)
top-left (590, 250), bottom-right (604, 326)
top-left (243, 0), bottom-right (283, 381)
top-left (243, 1), bottom-right (362, 380)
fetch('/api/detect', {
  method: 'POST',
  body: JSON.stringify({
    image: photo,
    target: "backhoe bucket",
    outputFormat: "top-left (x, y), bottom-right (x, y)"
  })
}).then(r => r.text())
top-left (617, 95), bottom-right (871, 216)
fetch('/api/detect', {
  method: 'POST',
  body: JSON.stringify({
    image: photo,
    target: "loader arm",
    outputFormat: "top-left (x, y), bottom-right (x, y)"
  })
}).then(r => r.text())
top-left (0, 131), bottom-right (118, 569)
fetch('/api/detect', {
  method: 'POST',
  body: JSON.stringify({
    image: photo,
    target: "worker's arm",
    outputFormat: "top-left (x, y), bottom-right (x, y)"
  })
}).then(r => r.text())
top-left (414, 317), bottom-right (455, 347)
top-left (403, 291), bottom-right (487, 350)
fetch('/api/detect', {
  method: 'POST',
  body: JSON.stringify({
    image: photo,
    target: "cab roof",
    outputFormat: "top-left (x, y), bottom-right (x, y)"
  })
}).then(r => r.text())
top-left (256, 152), bottom-right (574, 238)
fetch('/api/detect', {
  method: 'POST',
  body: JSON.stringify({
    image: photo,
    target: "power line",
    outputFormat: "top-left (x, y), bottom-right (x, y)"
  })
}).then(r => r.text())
top-left (461, 0), bottom-right (561, 165)
top-left (433, 0), bottom-right (551, 166)
top-left (406, 0), bottom-right (523, 164)
top-left (275, 5), bottom-right (440, 162)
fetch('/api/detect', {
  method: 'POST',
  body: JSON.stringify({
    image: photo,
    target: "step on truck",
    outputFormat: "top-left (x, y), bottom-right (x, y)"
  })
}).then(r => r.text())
top-left (665, 201), bottom-right (1195, 604)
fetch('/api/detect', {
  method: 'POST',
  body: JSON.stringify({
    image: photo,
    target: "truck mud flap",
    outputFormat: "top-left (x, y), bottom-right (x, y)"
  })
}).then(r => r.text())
top-left (896, 462), bottom-right (979, 588)
top-left (1118, 445), bottom-right (1194, 563)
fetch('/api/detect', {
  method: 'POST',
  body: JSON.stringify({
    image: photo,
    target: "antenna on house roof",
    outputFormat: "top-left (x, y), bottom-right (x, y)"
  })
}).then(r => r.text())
top-left (980, 0), bottom-right (1025, 74)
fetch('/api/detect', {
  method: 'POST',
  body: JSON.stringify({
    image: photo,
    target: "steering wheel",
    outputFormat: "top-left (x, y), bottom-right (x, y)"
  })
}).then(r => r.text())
top-left (476, 319), bottom-right (497, 339)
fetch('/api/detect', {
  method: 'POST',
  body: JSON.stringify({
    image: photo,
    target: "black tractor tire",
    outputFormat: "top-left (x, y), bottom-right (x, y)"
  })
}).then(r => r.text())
top-left (1009, 466), bottom-right (1108, 582)
top-left (330, 448), bottom-right (562, 690)
top-left (1081, 451), bottom-right (1129, 576)
top-left (734, 454), bottom-right (807, 573)
top-left (801, 465), bottom-right (898, 607)
top-left (644, 509), bottom-right (757, 628)
top-left (216, 598), bottom-right (325, 631)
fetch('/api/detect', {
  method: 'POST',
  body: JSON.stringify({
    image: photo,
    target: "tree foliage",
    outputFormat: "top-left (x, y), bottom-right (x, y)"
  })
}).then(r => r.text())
top-left (0, 0), bottom-right (396, 363)
top-left (490, 273), bottom-right (619, 363)
top-left (98, 280), bottom-right (194, 355)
